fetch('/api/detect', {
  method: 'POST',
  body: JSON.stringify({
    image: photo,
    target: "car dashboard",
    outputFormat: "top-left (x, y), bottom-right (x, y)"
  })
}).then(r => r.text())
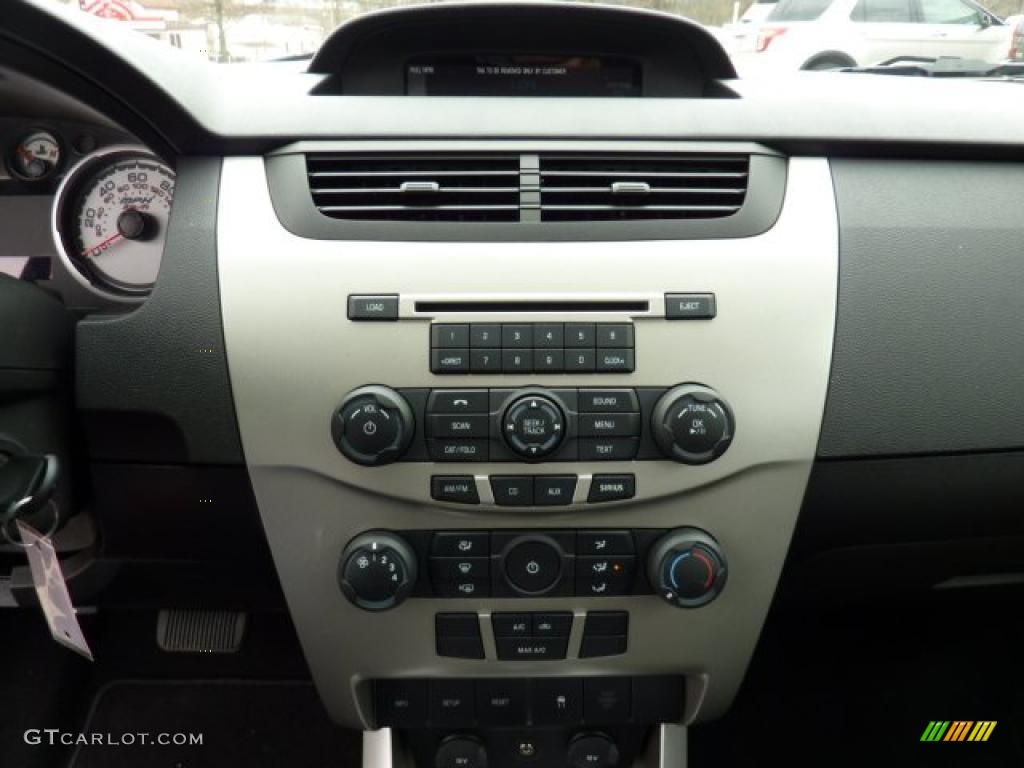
top-left (2, 2), bottom-right (1024, 767)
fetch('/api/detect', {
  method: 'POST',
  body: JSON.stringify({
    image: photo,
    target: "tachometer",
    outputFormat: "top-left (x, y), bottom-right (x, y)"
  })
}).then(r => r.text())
top-left (53, 147), bottom-right (174, 301)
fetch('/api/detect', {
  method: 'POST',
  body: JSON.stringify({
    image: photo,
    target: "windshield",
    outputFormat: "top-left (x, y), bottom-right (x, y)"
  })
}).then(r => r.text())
top-left (766, 0), bottom-right (834, 21)
top-left (45, 0), bottom-right (1024, 71)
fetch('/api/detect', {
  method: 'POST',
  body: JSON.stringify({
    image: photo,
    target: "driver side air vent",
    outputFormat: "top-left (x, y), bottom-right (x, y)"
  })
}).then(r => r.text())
top-left (306, 154), bottom-right (520, 222)
top-left (538, 154), bottom-right (749, 222)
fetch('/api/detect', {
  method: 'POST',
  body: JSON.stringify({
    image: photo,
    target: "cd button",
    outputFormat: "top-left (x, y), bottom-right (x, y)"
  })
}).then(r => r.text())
top-left (490, 476), bottom-right (534, 506)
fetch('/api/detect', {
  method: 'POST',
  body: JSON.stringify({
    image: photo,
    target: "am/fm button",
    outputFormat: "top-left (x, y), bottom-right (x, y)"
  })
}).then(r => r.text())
top-left (587, 475), bottom-right (636, 503)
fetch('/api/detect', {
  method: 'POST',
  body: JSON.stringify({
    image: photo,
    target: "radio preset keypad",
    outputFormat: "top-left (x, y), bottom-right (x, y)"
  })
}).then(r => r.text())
top-left (431, 323), bottom-right (635, 374)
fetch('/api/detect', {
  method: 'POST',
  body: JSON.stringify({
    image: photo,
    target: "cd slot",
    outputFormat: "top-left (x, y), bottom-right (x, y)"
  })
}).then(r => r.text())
top-left (415, 300), bottom-right (649, 313)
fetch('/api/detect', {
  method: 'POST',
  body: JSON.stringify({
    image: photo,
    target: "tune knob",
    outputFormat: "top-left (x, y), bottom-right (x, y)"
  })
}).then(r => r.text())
top-left (502, 394), bottom-right (566, 459)
top-left (331, 385), bottom-right (414, 466)
top-left (567, 733), bottom-right (620, 768)
top-left (651, 385), bottom-right (734, 464)
top-left (648, 528), bottom-right (727, 608)
top-left (338, 531), bottom-right (417, 611)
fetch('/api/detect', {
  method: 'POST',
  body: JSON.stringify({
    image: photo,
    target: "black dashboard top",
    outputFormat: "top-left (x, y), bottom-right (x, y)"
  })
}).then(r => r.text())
top-left (307, 2), bottom-right (736, 97)
top-left (4, 0), bottom-right (1024, 160)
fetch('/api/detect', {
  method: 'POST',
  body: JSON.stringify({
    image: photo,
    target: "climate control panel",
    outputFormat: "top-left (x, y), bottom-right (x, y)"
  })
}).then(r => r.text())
top-left (338, 528), bottom-right (727, 611)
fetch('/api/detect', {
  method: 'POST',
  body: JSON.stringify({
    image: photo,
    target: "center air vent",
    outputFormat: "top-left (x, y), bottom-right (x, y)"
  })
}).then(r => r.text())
top-left (538, 154), bottom-right (749, 222)
top-left (306, 154), bottom-right (520, 222)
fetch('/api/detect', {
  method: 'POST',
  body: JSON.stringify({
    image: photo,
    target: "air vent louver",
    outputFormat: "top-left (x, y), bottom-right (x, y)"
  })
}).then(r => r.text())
top-left (306, 154), bottom-right (520, 221)
top-left (539, 154), bottom-right (749, 222)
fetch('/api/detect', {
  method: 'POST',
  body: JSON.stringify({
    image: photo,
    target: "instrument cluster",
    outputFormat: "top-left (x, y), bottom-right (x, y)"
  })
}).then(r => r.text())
top-left (1, 120), bottom-right (173, 304)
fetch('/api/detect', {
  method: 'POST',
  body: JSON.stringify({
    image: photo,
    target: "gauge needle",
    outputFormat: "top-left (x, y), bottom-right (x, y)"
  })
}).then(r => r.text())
top-left (81, 233), bottom-right (123, 258)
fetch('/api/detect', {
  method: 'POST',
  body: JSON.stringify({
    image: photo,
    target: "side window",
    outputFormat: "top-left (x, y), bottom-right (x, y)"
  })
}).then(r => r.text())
top-left (852, 0), bottom-right (915, 21)
top-left (919, 0), bottom-right (982, 23)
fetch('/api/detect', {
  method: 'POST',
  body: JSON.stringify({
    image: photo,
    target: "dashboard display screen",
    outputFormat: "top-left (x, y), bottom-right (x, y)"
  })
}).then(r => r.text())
top-left (406, 54), bottom-right (641, 97)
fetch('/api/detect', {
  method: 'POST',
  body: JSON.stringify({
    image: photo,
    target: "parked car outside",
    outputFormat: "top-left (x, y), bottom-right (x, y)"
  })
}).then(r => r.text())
top-left (730, 0), bottom-right (1014, 74)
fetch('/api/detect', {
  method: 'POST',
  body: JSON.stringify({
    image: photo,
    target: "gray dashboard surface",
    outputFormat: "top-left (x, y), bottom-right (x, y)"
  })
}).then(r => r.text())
top-left (820, 159), bottom-right (1024, 458)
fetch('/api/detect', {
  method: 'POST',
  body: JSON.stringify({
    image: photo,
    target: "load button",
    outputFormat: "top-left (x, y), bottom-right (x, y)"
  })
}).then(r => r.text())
top-left (587, 475), bottom-right (636, 503)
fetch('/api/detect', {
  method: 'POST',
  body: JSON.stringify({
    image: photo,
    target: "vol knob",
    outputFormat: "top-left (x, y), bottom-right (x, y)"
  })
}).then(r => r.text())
top-left (332, 385), bottom-right (414, 466)
top-left (338, 531), bottom-right (417, 611)
top-left (649, 528), bottom-right (727, 608)
top-left (651, 385), bottom-right (734, 464)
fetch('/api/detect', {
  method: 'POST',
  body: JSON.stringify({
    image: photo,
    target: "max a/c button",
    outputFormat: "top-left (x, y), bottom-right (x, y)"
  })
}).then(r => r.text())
top-left (496, 637), bottom-right (568, 661)
top-left (587, 475), bottom-right (636, 503)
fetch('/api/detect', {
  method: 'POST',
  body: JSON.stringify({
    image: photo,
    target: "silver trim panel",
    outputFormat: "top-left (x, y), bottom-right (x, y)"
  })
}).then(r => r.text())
top-left (218, 154), bottom-right (838, 730)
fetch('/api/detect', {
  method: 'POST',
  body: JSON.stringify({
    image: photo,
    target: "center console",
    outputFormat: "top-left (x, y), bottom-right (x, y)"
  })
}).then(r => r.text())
top-left (216, 145), bottom-right (838, 767)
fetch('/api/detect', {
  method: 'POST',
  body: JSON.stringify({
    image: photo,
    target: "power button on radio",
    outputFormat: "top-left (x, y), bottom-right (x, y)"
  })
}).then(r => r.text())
top-left (332, 385), bottom-right (414, 466)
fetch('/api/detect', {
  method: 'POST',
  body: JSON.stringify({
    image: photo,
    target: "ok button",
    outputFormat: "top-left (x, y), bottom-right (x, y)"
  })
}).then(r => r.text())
top-left (503, 536), bottom-right (564, 595)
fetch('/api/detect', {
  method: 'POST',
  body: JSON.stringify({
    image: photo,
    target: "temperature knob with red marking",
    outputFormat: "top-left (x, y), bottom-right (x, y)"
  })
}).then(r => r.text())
top-left (648, 528), bottom-right (727, 608)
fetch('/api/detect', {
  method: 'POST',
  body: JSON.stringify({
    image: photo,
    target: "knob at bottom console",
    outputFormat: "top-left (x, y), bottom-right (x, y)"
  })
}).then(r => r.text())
top-left (436, 735), bottom-right (487, 768)
top-left (567, 732), bottom-right (620, 768)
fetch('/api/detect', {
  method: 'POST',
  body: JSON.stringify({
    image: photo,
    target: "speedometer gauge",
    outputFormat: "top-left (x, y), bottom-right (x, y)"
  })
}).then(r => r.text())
top-left (53, 146), bottom-right (175, 302)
